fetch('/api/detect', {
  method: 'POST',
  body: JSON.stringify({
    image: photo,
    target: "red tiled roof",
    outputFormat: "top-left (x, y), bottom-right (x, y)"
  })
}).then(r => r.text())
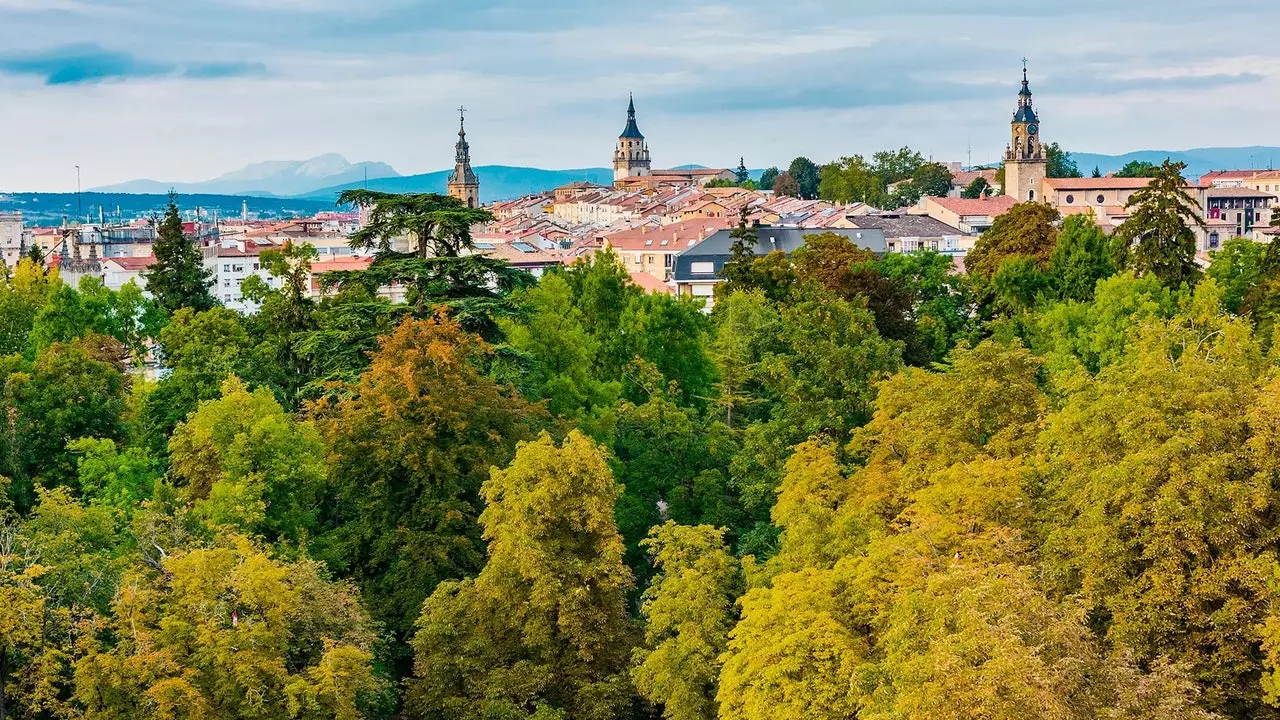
top-left (104, 255), bottom-right (155, 271)
top-left (600, 217), bottom-right (731, 252)
top-left (927, 195), bottom-right (1018, 216)
top-left (629, 271), bottom-right (673, 295)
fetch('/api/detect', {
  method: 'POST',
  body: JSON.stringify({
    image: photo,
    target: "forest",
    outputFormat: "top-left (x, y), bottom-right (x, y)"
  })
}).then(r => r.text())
top-left (4, 163), bottom-right (1280, 719)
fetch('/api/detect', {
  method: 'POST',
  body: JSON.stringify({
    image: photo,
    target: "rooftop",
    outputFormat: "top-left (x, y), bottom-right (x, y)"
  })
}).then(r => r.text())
top-left (927, 195), bottom-right (1019, 217)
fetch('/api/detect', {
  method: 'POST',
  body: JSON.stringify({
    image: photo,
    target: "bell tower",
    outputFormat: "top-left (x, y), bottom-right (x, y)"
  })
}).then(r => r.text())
top-left (613, 94), bottom-right (651, 184)
top-left (447, 106), bottom-right (480, 208)
top-left (1004, 61), bottom-right (1047, 202)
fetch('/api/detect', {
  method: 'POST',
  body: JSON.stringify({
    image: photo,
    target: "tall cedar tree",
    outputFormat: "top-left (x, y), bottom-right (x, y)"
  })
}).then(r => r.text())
top-left (143, 193), bottom-right (215, 315)
top-left (1114, 159), bottom-right (1205, 287)
top-left (719, 206), bottom-right (760, 298)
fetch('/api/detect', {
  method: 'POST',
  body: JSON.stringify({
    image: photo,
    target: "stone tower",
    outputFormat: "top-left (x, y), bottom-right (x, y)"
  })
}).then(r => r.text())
top-left (1004, 63), bottom-right (1047, 203)
top-left (613, 94), bottom-right (651, 184)
top-left (447, 107), bottom-right (480, 208)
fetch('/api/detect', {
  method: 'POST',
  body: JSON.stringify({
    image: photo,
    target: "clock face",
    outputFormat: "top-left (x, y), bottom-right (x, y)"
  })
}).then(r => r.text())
top-left (1028, 124), bottom-right (1039, 136)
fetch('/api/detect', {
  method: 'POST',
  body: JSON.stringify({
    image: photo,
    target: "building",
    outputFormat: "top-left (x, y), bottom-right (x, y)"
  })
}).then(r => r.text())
top-left (0, 212), bottom-right (23, 266)
top-left (1003, 65), bottom-right (1047, 203)
top-left (847, 213), bottom-right (976, 255)
top-left (600, 217), bottom-right (731, 282)
top-left (919, 195), bottom-right (1018, 234)
top-left (672, 226), bottom-right (887, 306)
top-left (101, 256), bottom-right (155, 292)
top-left (1202, 186), bottom-right (1277, 246)
top-left (613, 95), bottom-right (652, 184)
top-left (447, 108), bottom-right (480, 208)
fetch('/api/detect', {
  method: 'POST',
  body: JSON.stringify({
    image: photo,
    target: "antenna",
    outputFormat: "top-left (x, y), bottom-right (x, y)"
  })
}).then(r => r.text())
top-left (75, 165), bottom-right (82, 222)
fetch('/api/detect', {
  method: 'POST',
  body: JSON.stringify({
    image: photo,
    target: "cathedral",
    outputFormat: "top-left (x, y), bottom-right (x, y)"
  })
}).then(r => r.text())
top-left (613, 95), bottom-right (652, 183)
top-left (1003, 64), bottom-right (1047, 202)
top-left (447, 107), bottom-right (480, 208)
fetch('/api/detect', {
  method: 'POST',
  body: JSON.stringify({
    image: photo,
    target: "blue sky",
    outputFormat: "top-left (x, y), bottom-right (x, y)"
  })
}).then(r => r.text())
top-left (0, 0), bottom-right (1277, 190)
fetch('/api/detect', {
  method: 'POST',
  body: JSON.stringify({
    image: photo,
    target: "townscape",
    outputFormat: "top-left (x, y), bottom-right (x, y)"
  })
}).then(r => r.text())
top-left (5, 52), bottom-right (1280, 720)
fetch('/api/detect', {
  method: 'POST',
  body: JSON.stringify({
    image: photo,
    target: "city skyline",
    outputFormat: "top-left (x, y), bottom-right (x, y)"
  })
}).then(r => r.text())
top-left (1, 0), bottom-right (1278, 191)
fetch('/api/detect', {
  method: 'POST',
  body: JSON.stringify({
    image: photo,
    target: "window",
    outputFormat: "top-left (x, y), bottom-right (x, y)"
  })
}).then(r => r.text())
top-left (223, 279), bottom-right (230, 287)
top-left (1097, 195), bottom-right (1105, 205)
top-left (1065, 195), bottom-right (1075, 204)
top-left (690, 261), bottom-right (716, 274)
top-left (253, 263), bottom-right (260, 271)
top-left (223, 264), bottom-right (230, 272)
top-left (1028, 190), bottom-right (1036, 201)
top-left (1209, 232), bottom-right (1220, 249)
top-left (233, 265), bottom-right (244, 273)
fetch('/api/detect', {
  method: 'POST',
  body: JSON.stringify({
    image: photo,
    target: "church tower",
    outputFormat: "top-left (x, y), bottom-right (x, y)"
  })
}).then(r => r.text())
top-left (1003, 63), bottom-right (1047, 202)
top-left (447, 107), bottom-right (480, 208)
top-left (613, 94), bottom-right (651, 184)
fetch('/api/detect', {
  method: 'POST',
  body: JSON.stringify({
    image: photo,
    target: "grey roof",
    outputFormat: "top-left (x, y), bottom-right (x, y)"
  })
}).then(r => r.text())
top-left (1014, 105), bottom-right (1038, 123)
top-left (849, 213), bottom-right (972, 239)
top-left (620, 95), bottom-right (644, 139)
top-left (673, 226), bottom-right (887, 283)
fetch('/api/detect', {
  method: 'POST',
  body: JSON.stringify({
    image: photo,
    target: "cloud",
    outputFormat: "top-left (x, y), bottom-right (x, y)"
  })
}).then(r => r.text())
top-left (0, 44), bottom-right (266, 85)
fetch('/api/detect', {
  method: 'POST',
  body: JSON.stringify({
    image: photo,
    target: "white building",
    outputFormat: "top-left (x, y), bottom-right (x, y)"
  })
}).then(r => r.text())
top-left (0, 212), bottom-right (25, 266)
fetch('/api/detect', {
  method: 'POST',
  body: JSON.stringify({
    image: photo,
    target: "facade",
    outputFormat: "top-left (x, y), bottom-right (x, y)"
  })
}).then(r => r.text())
top-left (0, 212), bottom-right (23, 266)
top-left (672, 226), bottom-right (887, 306)
top-left (1202, 186), bottom-right (1277, 245)
top-left (613, 95), bottom-right (652, 184)
top-left (847, 213), bottom-right (976, 255)
top-left (919, 195), bottom-right (1018, 234)
top-left (447, 109), bottom-right (480, 208)
top-left (1003, 66), bottom-right (1047, 203)
top-left (600, 217), bottom-right (731, 282)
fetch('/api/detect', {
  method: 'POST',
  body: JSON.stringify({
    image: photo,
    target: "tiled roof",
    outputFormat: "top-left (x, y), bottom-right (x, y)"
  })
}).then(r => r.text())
top-left (104, 256), bottom-right (155, 271)
top-left (629, 271), bottom-right (673, 295)
top-left (1205, 186), bottom-right (1278, 199)
top-left (927, 195), bottom-right (1018, 216)
top-left (850, 213), bottom-right (973, 238)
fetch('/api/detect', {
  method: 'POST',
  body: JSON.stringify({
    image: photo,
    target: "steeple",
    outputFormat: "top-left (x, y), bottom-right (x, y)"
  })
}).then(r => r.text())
top-left (1003, 60), bottom-right (1047, 202)
top-left (614, 94), bottom-right (651, 184)
top-left (447, 106), bottom-right (480, 208)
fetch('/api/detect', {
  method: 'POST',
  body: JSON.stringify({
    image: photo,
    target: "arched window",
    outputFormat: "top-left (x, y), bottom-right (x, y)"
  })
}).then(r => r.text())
top-left (1029, 190), bottom-right (1036, 201)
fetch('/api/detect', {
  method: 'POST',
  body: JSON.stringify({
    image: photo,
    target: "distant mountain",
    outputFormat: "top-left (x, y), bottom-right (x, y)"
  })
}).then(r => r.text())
top-left (91, 154), bottom-right (401, 198)
top-left (1067, 147), bottom-right (1280, 181)
top-left (300, 166), bottom-right (615, 204)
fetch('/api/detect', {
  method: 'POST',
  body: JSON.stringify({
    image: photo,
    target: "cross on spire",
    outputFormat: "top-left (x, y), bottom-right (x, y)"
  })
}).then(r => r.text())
top-left (457, 105), bottom-right (467, 127)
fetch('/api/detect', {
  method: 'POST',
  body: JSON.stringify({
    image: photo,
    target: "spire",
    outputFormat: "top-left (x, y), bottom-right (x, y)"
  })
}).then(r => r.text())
top-left (1019, 58), bottom-right (1033, 99)
top-left (620, 94), bottom-right (644, 139)
top-left (454, 105), bottom-right (470, 165)
top-left (1013, 60), bottom-right (1038, 123)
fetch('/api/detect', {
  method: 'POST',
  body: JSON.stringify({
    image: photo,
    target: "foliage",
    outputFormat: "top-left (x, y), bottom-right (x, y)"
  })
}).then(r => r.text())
top-left (961, 175), bottom-right (993, 199)
top-left (1116, 160), bottom-right (1160, 178)
top-left (143, 192), bottom-right (216, 315)
top-left (1050, 213), bottom-right (1116, 302)
top-left (1207, 236), bottom-right (1266, 314)
top-left (1113, 160), bottom-right (1205, 287)
top-left (1046, 142), bottom-right (1082, 178)
top-left (771, 171), bottom-right (800, 198)
top-left (786, 157), bottom-right (821, 200)
top-left (966, 202), bottom-right (1062, 278)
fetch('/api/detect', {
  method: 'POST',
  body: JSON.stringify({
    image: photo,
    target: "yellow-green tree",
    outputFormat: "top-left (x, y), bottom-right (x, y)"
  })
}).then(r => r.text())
top-left (633, 523), bottom-right (741, 720)
top-left (73, 535), bottom-right (384, 720)
top-left (406, 431), bottom-right (636, 720)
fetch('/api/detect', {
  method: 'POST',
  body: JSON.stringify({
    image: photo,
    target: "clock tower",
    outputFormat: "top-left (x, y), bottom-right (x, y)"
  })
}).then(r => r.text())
top-left (1003, 62), bottom-right (1047, 202)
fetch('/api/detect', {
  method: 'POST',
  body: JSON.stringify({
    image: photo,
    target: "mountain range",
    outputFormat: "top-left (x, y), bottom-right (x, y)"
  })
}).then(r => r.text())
top-left (91, 154), bottom-right (400, 197)
top-left (83, 147), bottom-right (1280, 206)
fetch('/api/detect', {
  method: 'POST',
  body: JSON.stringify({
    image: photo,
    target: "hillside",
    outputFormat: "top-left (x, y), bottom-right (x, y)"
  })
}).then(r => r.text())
top-left (1069, 146), bottom-right (1280, 179)
top-left (300, 165), bottom-right (615, 203)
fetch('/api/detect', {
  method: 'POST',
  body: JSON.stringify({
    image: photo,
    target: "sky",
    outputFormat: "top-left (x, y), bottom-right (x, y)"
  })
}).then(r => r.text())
top-left (0, 0), bottom-right (1278, 191)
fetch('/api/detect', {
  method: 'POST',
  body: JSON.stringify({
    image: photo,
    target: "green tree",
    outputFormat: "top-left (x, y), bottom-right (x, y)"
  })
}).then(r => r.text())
top-left (241, 240), bottom-right (320, 407)
top-left (1207, 236), bottom-right (1267, 314)
top-left (168, 377), bottom-right (327, 544)
top-left (1046, 142), bottom-right (1082, 178)
top-left (718, 208), bottom-right (761, 301)
top-left (633, 522), bottom-right (742, 720)
top-left (966, 202), bottom-right (1062, 278)
top-left (143, 192), bottom-right (215, 315)
top-left (787, 157), bottom-right (821, 200)
top-left (1113, 160), bottom-right (1204, 287)
top-left (406, 432), bottom-right (636, 720)
top-left (818, 155), bottom-right (887, 207)
top-left (1115, 160), bottom-right (1160, 178)
top-left (758, 168), bottom-right (779, 193)
top-left (735, 158), bottom-right (750, 185)
top-left (1051, 213), bottom-right (1116, 302)
top-left (962, 176), bottom-right (992, 199)
top-left (1092, 166), bottom-right (1103, 178)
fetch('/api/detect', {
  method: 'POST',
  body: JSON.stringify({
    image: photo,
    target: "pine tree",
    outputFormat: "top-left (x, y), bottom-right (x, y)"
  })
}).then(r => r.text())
top-left (143, 192), bottom-right (214, 315)
top-left (735, 157), bottom-right (750, 185)
top-left (1113, 160), bottom-right (1204, 287)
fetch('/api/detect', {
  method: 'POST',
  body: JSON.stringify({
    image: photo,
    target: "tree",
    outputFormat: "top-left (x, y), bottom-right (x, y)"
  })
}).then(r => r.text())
top-left (1051, 213), bottom-right (1116, 302)
top-left (0, 260), bottom-right (58, 356)
top-left (908, 162), bottom-right (954, 200)
top-left (143, 192), bottom-right (215, 315)
top-left (772, 171), bottom-right (800, 198)
top-left (632, 523), bottom-right (742, 720)
top-left (241, 240), bottom-right (320, 407)
top-left (1115, 160), bottom-right (1160, 178)
top-left (168, 377), bottom-right (327, 544)
top-left (311, 314), bottom-right (541, 660)
top-left (962, 176), bottom-right (992, 199)
top-left (1046, 142), bottom-right (1082, 178)
top-left (406, 432), bottom-right (636, 720)
top-left (787, 157), bottom-right (821, 200)
top-left (719, 208), bottom-right (761, 300)
top-left (758, 167), bottom-right (779, 193)
top-left (73, 535), bottom-right (385, 720)
top-left (1092, 166), bottom-right (1103, 178)
top-left (818, 155), bottom-right (887, 207)
top-left (328, 190), bottom-right (531, 338)
top-left (1206, 236), bottom-right (1267, 314)
top-left (966, 202), bottom-right (1062, 278)
top-left (735, 158), bottom-right (750, 185)
top-left (1113, 160), bottom-right (1205, 287)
